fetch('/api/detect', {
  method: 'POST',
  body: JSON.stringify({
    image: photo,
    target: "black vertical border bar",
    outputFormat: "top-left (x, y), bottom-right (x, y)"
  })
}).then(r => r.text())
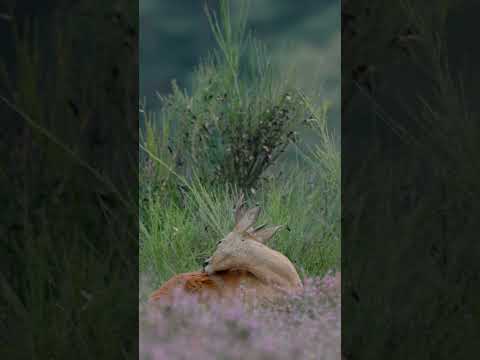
top-left (0, 1), bottom-right (138, 359)
top-left (342, 1), bottom-right (478, 359)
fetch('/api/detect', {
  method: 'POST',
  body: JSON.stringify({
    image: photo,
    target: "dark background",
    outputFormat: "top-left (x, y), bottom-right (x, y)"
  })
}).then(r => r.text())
top-left (342, 1), bottom-right (479, 359)
top-left (1, 1), bottom-right (138, 358)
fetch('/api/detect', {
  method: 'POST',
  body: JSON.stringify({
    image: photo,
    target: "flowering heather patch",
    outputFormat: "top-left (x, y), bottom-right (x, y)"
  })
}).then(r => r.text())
top-left (140, 272), bottom-right (340, 360)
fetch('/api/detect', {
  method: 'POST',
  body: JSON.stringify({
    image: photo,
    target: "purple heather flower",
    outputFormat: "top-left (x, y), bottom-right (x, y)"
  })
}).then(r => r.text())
top-left (140, 273), bottom-right (341, 360)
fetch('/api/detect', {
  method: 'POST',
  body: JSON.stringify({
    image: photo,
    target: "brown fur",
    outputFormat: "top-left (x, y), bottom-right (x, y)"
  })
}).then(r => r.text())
top-left (148, 269), bottom-right (295, 306)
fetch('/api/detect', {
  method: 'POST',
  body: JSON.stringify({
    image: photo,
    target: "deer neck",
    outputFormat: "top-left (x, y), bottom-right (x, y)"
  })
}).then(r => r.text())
top-left (238, 241), bottom-right (302, 289)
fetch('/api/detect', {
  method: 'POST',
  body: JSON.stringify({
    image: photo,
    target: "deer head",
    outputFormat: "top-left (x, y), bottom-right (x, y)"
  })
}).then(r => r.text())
top-left (202, 193), bottom-right (291, 282)
top-left (232, 192), bottom-right (284, 244)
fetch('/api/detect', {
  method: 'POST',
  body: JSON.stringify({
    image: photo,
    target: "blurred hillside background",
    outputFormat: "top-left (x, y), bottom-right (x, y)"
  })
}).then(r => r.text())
top-left (140, 0), bottom-right (340, 132)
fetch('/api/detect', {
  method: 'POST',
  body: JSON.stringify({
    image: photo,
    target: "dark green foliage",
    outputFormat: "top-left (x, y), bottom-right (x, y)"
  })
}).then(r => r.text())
top-left (0, 1), bottom-right (138, 358)
top-left (342, 1), bottom-right (479, 358)
top-left (164, 85), bottom-right (304, 190)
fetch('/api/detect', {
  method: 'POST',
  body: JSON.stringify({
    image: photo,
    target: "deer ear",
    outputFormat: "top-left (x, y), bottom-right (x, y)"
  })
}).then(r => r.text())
top-left (235, 206), bottom-right (260, 233)
top-left (251, 225), bottom-right (284, 243)
top-left (234, 192), bottom-right (246, 225)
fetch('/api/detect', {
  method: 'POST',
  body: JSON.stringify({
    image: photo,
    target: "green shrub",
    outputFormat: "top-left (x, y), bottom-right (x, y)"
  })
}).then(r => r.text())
top-left (156, 0), bottom-right (307, 190)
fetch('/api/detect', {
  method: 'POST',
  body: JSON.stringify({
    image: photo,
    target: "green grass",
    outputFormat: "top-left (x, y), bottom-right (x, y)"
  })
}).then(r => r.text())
top-left (140, 167), bottom-right (340, 285)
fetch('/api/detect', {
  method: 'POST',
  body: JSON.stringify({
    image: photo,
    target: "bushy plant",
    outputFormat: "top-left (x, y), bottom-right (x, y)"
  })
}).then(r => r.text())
top-left (157, 0), bottom-right (306, 190)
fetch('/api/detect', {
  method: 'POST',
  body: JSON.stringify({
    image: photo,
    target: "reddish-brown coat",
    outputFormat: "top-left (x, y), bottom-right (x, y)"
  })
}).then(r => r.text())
top-left (149, 269), bottom-right (271, 305)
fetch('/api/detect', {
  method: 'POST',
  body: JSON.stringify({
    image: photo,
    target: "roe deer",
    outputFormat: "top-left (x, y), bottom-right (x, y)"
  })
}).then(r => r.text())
top-left (149, 194), bottom-right (303, 306)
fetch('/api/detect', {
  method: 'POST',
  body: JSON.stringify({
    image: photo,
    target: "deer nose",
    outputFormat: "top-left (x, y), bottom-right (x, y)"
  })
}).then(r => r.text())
top-left (202, 258), bottom-right (211, 272)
